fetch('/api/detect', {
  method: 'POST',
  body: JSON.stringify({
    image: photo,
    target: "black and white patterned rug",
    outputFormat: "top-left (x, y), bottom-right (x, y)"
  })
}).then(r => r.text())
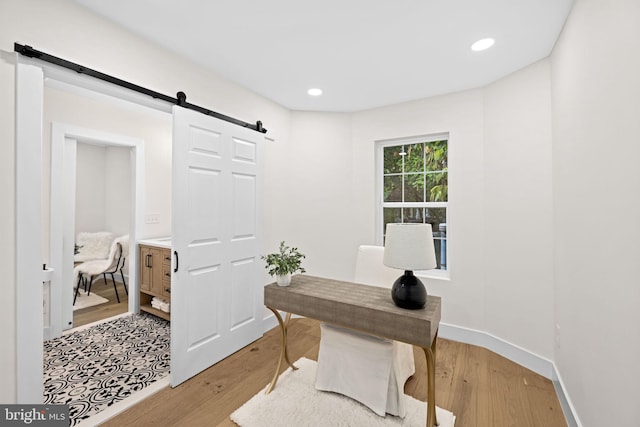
top-left (43, 313), bottom-right (170, 426)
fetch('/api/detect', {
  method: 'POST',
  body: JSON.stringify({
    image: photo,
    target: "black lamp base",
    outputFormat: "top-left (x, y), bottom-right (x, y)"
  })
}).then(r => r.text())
top-left (391, 270), bottom-right (427, 310)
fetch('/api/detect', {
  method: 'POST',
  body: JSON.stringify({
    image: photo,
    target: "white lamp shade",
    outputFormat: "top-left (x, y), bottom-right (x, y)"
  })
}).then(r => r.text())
top-left (383, 223), bottom-right (437, 271)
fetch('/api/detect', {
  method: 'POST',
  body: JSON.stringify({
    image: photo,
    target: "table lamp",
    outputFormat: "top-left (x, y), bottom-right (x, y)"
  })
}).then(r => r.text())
top-left (383, 223), bottom-right (437, 309)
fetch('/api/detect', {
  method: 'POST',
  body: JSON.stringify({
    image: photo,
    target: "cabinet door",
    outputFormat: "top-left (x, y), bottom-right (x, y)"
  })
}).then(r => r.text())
top-left (141, 245), bottom-right (164, 297)
top-left (140, 246), bottom-right (153, 292)
top-left (161, 248), bottom-right (172, 300)
top-left (149, 248), bottom-right (164, 297)
top-left (161, 265), bottom-right (172, 300)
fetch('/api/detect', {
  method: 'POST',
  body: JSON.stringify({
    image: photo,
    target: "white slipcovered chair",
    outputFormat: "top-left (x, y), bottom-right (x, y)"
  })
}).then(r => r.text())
top-left (315, 245), bottom-right (415, 417)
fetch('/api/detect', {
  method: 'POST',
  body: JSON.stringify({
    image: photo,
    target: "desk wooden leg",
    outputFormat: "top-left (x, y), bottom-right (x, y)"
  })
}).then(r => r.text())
top-left (422, 332), bottom-right (439, 427)
top-left (265, 307), bottom-right (297, 394)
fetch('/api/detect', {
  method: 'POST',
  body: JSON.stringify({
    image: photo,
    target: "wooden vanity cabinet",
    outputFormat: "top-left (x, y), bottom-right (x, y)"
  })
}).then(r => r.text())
top-left (139, 244), bottom-right (171, 321)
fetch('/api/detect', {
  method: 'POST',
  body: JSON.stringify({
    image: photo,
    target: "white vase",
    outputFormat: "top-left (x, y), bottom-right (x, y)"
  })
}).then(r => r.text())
top-left (276, 273), bottom-right (292, 287)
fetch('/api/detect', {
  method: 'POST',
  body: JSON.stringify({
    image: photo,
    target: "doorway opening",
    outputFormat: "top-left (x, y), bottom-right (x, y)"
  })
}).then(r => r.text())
top-left (71, 140), bottom-right (132, 328)
top-left (48, 121), bottom-right (146, 340)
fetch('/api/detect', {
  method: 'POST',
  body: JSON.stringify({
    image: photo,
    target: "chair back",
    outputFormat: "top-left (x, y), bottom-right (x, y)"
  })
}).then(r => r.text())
top-left (113, 235), bottom-right (129, 271)
top-left (354, 245), bottom-right (402, 289)
top-left (103, 234), bottom-right (129, 272)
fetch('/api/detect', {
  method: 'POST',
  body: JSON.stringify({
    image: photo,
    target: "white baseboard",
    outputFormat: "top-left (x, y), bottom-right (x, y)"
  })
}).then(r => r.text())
top-left (260, 316), bottom-right (581, 426)
top-left (262, 310), bottom-right (281, 333)
top-left (551, 364), bottom-right (583, 427)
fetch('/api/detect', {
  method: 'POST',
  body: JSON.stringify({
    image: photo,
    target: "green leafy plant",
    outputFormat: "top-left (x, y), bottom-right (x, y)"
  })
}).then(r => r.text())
top-left (262, 241), bottom-right (306, 277)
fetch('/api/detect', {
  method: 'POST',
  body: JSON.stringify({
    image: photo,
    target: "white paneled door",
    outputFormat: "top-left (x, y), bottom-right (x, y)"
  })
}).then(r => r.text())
top-left (171, 107), bottom-right (264, 386)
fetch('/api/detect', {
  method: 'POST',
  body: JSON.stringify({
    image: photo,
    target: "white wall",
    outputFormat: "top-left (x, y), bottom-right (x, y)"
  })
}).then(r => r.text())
top-left (347, 68), bottom-right (555, 363)
top-left (44, 86), bottom-right (171, 244)
top-left (104, 145), bottom-right (133, 236)
top-left (483, 59), bottom-right (554, 360)
top-left (351, 90), bottom-right (487, 330)
top-left (0, 0), bottom-right (291, 402)
top-left (266, 112), bottom-right (355, 281)
top-left (75, 143), bottom-right (107, 233)
top-left (75, 142), bottom-right (131, 236)
top-left (551, 0), bottom-right (640, 425)
top-left (281, 83), bottom-right (552, 358)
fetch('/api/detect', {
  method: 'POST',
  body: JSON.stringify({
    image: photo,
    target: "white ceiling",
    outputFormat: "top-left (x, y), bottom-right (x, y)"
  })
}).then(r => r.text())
top-left (75, 0), bottom-right (574, 112)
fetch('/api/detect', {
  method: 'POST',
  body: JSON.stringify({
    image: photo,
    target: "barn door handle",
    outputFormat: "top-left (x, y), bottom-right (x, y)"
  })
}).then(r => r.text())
top-left (174, 251), bottom-right (179, 273)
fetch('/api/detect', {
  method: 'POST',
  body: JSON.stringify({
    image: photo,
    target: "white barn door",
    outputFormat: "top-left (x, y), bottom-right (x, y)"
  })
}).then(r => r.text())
top-left (171, 106), bottom-right (264, 386)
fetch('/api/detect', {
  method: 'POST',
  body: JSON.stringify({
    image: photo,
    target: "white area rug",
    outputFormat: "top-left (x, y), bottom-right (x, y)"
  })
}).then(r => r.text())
top-left (231, 358), bottom-right (455, 427)
top-left (73, 289), bottom-right (109, 310)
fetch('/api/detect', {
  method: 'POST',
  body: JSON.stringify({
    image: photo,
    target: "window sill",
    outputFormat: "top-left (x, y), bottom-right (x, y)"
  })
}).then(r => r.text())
top-left (415, 269), bottom-right (450, 281)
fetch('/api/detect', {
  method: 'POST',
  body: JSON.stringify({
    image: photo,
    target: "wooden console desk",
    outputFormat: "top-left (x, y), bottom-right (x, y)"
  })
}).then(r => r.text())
top-left (264, 275), bottom-right (441, 427)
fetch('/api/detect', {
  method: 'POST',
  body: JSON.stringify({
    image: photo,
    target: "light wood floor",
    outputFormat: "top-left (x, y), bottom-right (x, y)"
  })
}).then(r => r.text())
top-left (73, 277), bottom-right (129, 327)
top-left (101, 317), bottom-right (567, 427)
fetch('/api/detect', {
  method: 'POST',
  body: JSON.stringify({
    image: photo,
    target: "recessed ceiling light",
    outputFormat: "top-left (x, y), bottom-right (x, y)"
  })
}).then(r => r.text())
top-left (471, 38), bottom-right (495, 52)
top-left (307, 88), bottom-right (323, 96)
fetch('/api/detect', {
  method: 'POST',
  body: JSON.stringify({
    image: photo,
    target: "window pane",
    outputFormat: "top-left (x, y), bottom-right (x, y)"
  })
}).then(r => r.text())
top-left (425, 140), bottom-right (448, 172)
top-left (383, 208), bottom-right (402, 238)
top-left (426, 172), bottom-right (448, 202)
top-left (404, 143), bottom-right (424, 173)
top-left (425, 208), bottom-right (447, 270)
top-left (403, 174), bottom-right (425, 202)
top-left (424, 208), bottom-right (446, 228)
top-left (384, 175), bottom-right (402, 202)
top-left (402, 207), bottom-right (424, 223)
top-left (383, 145), bottom-right (403, 174)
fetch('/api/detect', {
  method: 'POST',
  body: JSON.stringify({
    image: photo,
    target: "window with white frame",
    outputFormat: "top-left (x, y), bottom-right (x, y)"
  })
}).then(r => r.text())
top-left (378, 134), bottom-right (448, 271)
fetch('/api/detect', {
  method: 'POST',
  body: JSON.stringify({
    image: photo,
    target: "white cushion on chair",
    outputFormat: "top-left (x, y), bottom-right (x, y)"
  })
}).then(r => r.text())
top-left (314, 245), bottom-right (415, 418)
top-left (74, 231), bottom-right (114, 262)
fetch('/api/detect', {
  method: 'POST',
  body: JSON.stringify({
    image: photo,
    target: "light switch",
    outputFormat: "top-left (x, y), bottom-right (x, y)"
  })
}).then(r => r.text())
top-left (145, 214), bottom-right (160, 224)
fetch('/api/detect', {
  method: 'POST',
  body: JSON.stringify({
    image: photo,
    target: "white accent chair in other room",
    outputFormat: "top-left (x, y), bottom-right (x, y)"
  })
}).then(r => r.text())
top-left (314, 245), bottom-right (416, 417)
top-left (74, 235), bottom-right (129, 305)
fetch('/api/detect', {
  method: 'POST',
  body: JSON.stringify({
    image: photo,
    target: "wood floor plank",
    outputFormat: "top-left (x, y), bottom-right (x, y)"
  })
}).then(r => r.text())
top-left (100, 317), bottom-right (567, 427)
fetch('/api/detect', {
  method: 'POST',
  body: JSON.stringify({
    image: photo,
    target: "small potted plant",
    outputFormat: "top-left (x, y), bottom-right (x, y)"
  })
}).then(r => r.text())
top-left (262, 241), bottom-right (306, 286)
